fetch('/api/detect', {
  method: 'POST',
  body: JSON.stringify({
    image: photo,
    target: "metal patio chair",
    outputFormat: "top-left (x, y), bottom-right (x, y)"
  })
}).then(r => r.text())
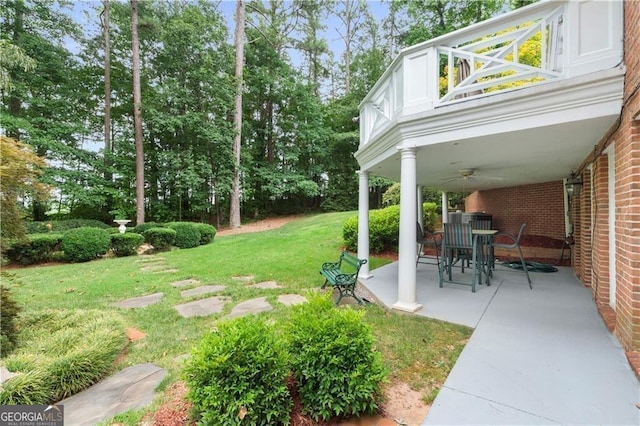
top-left (492, 222), bottom-right (533, 288)
top-left (439, 222), bottom-right (481, 292)
top-left (417, 221), bottom-right (440, 267)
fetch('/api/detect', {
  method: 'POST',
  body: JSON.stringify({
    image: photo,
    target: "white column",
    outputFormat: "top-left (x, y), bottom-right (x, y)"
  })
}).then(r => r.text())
top-left (441, 191), bottom-right (449, 224)
top-left (357, 170), bottom-right (372, 279)
top-left (393, 147), bottom-right (422, 313)
top-left (417, 185), bottom-right (424, 227)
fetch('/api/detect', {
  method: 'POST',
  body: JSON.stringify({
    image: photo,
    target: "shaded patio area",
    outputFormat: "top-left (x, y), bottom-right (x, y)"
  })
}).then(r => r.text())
top-left (361, 262), bottom-right (640, 424)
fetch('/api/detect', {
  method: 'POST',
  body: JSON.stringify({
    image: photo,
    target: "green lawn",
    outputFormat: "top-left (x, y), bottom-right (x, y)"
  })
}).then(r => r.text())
top-left (4, 212), bottom-right (471, 423)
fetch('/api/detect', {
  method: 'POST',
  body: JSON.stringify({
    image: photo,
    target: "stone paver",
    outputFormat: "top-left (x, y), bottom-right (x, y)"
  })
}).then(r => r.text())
top-left (170, 278), bottom-right (200, 288)
top-left (113, 292), bottom-right (164, 309)
top-left (173, 353), bottom-right (190, 364)
top-left (135, 256), bottom-right (164, 263)
top-left (278, 294), bottom-right (307, 306)
top-left (0, 367), bottom-right (18, 388)
top-left (180, 285), bottom-right (227, 298)
top-left (140, 264), bottom-right (168, 272)
top-left (248, 281), bottom-right (282, 289)
top-left (60, 363), bottom-right (166, 426)
top-left (152, 268), bottom-right (178, 274)
top-left (174, 296), bottom-right (230, 318)
top-left (227, 297), bottom-right (273, 319)
top-left (232, 275), bottom-right (255, 282)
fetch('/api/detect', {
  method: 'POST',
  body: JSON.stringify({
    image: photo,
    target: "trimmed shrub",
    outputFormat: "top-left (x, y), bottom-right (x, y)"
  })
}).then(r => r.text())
top-left (133, 221), bottom-right (164, 235)
top-left (165, 222), bottom-right (201, 249)
top-left (0, 284), bottom-right (21, 357)
top-left (110, 233), bottom-right (144, 257)
top-left (343, 202), bottom-right (438, 253)
top-left (184, 315), bottom-right (292, 425)
top-left (62, 227), bottom-right (111, 262)
top-left (0, 309), bottom-right (127, 404)
top-left (194, 223), bottom-right (216, 245)
top-left (286, 293), bottom-right (387, 421)
top-left (142, 227), bottom-right (176, 251)
top-left (6, 233), bottom-right (63, 265)
top-left (26, 219), bottom-right (109, 234)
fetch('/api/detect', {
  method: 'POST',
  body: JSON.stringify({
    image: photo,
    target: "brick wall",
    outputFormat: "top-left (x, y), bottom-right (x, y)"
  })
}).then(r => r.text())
top-left (573, 0), bottom-right (640, 351)
top-left (591, 156), bottom-right (609, 303)
top-left (466, 181), bottom-right (566, 239)
top-left (577, 168), bottom-right (592, 287)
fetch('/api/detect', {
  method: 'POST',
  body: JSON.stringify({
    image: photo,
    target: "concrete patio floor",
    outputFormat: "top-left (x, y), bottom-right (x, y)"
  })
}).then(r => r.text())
top-left (361, 260), bottom-right (640, 425)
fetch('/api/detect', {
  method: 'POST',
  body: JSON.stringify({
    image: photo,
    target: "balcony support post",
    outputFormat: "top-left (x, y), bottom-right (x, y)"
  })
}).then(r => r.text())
top-left (357, 170), bottom-right (372, 279)
top-left (393, 147), bottom-right (422, 313)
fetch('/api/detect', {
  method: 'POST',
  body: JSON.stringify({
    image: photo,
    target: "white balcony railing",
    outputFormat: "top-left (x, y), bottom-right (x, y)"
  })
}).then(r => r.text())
top-left (359, 0), bottom-right (623, 147)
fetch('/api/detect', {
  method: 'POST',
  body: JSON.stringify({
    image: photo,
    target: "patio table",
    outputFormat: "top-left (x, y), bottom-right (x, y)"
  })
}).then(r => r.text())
top-left (435, 228), bottom-right (497, 289)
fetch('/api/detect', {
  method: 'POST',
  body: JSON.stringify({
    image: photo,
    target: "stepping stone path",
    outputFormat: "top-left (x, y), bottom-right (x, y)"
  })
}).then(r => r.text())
top-left (170, 278), bottom-right (200, 288)
top-left (114, 292), bottom-right (164, 309)
top-left (175, 296), bottom-right (230, 318)
top-left (140, 264), bottom-right (169, 272)
top-left (248, 281), bottom-right (282, 289)
top-left (60, 363), bottom-right (166, 426)
top-left (135, 256), bottom-right (164, 263)
top-left (232, 275), bottom-right (255, 282)
top-left (180, 285), bottom-right (226, 298)
top-left (227, 297), bottom-right (273, 319)
top-left (152, 268), bottom-right (178, 274)
top-left (278, 294), bottom-right (307, 306)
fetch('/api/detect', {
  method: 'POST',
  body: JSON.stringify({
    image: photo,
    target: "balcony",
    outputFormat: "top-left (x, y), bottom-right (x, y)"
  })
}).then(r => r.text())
top-left (357, 0), bottom-right (624, 192)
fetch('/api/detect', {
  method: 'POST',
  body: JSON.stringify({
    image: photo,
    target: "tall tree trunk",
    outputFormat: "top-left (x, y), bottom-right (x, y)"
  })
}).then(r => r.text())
top-left (230, 0), bottom-right (245, 228)
top-left (7, 2), bottom-right (24, 141)
top-left (102, 0), bottom-right (112, 182)
top-left (131, 0), bottom-right (145, 224)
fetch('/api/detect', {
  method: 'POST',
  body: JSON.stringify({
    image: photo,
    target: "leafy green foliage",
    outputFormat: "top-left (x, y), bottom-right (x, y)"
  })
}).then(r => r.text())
top-left (343, 203), bottom-right (439, 253)
top-left (110, 233), bottom-right (144, 257)
top-left (194, 223), bottom-right (216, 245)
top-left (0, 309), bottom-right (127, 404)
top-left (133, 222), bottom-right (164, 234)
top-left (6, 234), bottom-right (63, 265)
top-left (393, 0), bottom-right (508, 47)
top-left (62, 227), bottom-right (111, 262)
top-left (142, 227), bottom-right (176, 251)
top-left (165, 222), bottom-right (202, 249)
top-left (26, 219), bottom-right (109, 234)
top-left (0, 137), bottom-right (48, 251)
top-left (0, 283), bottom-right (21, 357)
top-left (184, 315), bottom-right (292, 425)
top-left (286, 293), bottom-right (387, 421)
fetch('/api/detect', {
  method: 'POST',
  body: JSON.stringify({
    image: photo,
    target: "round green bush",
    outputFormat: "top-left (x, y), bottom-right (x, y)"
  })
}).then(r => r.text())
top-left (165, 222), bottom-right (201, 249)
top-left (343, 202), bottom-right (438, 254)
top-left (142, 227), bottom-right (176, 251)
top-left (286, 293), bottom-right (387, 421)
top-left (184, 315), bottom-right (292, 425)
top-left (26, 219), bottom-right (109, 234)
top-left (133, 222), bottom-right (164, 235)
top-left (194, 223), bottom-right (216, 245)
top-left (110, 233), bottom-right (144, 257)
top-left (62, 227), bottom-right (111, 263)
top-left (6, 233), bottom-right (63, 265)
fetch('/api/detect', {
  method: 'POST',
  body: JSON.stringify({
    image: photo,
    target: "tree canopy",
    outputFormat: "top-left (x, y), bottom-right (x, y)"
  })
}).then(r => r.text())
top-left (0, 0), bottom-right (530, 227)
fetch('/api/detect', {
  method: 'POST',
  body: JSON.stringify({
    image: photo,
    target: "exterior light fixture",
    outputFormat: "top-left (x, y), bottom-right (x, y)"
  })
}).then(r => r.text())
top-left (565, 174), bottom-right (583, 197)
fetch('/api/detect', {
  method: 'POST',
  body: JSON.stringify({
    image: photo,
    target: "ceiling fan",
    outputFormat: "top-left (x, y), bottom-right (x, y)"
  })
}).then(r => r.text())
top-left (440, 168), bottom-right (504, 184)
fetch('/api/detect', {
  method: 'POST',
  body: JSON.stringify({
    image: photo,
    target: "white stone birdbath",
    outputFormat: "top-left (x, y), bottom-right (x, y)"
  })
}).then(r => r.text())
top-left (114, 219), bottom-right (131, 234)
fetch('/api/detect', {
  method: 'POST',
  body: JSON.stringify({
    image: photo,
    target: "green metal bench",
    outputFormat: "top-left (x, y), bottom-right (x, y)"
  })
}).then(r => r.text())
top-left (320, 251), bottom-right (367, 304)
